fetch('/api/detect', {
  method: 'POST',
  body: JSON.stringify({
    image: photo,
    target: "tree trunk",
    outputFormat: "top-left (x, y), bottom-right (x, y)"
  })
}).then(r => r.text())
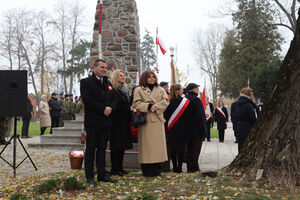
top-left (227, 10), bottom-right (300, 190)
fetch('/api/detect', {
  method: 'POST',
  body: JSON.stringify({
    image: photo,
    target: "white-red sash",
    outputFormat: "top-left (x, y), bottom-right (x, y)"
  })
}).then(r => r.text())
top-left (168, 97), bottom-right (190, 131)
top-left (216, 107), bottom-right (226, 119)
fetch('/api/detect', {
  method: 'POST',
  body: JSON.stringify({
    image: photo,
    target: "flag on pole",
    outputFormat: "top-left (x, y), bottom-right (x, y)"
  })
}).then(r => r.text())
top-left (156, 32), bottom-right (167, 55)
top-left (200, 87), bottom-right (212, 120)
top-left (200, 87), bottom-right (206, 110)
top-left (98, 0), bottom-right (103, 59)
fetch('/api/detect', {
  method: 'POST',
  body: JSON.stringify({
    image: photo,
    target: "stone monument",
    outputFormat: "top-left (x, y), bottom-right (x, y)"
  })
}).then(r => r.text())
top-left (90, 0), bottom-right (141, 87)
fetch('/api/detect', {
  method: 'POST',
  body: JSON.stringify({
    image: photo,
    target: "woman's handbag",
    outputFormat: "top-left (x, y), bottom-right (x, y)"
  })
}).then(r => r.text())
top-left (131, 110), bottom-right (146, 127)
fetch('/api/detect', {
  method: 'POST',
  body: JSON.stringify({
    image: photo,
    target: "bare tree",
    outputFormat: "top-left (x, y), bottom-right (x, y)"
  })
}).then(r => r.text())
top-left (13, 10), bottom-right (39, 96)
top-left (210, 0), bottom-right (299, 35)
top-left (193, 26), bottom-right (224, 105)
top-left (67, 1), bottom-right (85, 93)
top-left (50, 0), bottom-right (70, 94)
top-left (0, 11), bottom-right (15, 70)
top-left (272, 0), bottom-right (298, 34)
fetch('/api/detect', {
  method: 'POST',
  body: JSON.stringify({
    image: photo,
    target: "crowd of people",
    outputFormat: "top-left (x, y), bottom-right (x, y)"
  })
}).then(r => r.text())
top-left (80, 59), bottom-right (259, 186)
top-left (0, 58), bottom-right (259, 186)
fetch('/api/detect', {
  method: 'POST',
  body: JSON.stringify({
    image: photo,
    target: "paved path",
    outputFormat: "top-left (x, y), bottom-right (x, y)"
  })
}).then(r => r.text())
top-left (0, 123), bottom-right (238, 186)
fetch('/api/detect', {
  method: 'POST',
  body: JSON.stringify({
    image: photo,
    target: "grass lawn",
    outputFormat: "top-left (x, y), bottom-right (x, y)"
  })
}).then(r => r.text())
top-left (10, 120), bottom-right (51, 137)
top-left (2, 169), bottom-right (299, 199)
top-left (210, 128), bottom-right (218, 139)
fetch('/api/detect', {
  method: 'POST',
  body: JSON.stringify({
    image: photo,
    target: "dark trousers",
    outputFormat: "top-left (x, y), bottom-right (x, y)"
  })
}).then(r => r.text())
top-left (50, 116), bottom-right (60, 134)
top-left (110, 150), bottom-right (125, 172)
top-left (22, 115), bottom-right (31, 137)
top-left (40, 127), bottom-right (47, 135)
top-left (141, 163), bottom-right (161, 177)
top-left (218, 129), bottom-right (225, 142)
top-left (170, 148), bottom-right (184, 172)
top-left (186, 139), bottom-right (203, 172)
top-left (85, 127), bottom-right (109, 180)
top-left (206, 121), bottom-right (211, 141)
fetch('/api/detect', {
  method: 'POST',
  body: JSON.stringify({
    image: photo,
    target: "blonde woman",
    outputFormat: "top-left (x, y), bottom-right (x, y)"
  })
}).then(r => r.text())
top-left (110, 69), bottom-right (133, 176)
top-left (133, 70), bottom-right (169, 177)
top-left (39, 95), bottom-right (51, 135)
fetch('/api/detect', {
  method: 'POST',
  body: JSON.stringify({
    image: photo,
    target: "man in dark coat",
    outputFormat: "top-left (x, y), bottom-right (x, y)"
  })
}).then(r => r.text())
top-left (185, 83), bottom-right (208, 172)
top-left (21, 95), bottom-right (33, 138)
top-left (48, 92), bottom-right (61, 134)
top-left (231, 88), bottom-right (257, 152)
top-left (80, 59), bottom-right (117, 185)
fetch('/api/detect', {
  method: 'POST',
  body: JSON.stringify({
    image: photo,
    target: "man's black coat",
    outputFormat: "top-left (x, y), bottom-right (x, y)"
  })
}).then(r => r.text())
top-left (186, 92), bottom-right (208, 141)
top-left (48, 97), bottom-right (61, 117)
top-left (80, 73), bottom-right (115, 128)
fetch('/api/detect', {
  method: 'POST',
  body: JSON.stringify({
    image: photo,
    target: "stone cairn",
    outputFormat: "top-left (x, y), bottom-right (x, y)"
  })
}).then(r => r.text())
top-left (90, 0), bottom-right (141, 88)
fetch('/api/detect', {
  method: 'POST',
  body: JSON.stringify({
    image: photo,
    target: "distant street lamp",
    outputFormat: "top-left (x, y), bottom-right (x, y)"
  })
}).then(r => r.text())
top-left (169, 47), bottom-right (176, 84)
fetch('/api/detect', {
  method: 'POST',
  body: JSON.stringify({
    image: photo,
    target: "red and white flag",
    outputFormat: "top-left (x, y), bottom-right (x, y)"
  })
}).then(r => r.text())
top-left (156, 33), bottom-right (167, 55)
top-left (200, 87), bottom-right (212, 120)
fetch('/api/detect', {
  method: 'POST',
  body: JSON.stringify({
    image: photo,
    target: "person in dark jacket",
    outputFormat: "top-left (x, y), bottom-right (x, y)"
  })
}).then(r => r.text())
top-left (48, 92), bottom-right (61, 135)
top-left (230, 96), bottom-right (239, 143)
top-left (231, 87), bottom-right (258, 152)
top-left (164, 84), bottom-right (189, 173)
top-left (185, 83), bottom-right (208, 172)
top-left (80, 59), bottom-right (117, 185)
top-left (110, 69), bottom-right (133, 176)
top-left (215, 100), bottom-right (228, 142)
top-left (21, 95), bottom-right (34, 138)
top-left (206, 97), bottom-right (214, 142)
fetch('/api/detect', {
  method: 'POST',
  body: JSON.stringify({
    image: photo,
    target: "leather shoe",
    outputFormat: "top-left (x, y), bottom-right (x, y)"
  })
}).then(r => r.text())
top-left (98, 175), bottom-right (117, 183)
top-left (21, 136), bottom-right (28, 139)
top-left (120, 170), bottom-right (128, 175)
top-left (87, 179), bottom-right (96, 186)
top-left (110, 171), bottom-right (123, 177)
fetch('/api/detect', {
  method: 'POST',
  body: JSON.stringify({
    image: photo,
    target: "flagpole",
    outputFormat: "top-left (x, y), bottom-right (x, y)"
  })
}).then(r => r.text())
top-left (156, 27), bottom-right (159, 73)
top-left (98, 0), bottom-right (103, 59)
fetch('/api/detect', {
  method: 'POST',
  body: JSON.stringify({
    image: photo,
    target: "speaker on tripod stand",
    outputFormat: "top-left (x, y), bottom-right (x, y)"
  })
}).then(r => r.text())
top-left (0, 70), bottom-right (37, 178)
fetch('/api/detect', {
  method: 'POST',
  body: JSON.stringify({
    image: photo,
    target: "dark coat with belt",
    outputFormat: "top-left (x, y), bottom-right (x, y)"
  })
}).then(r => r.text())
top-left (186, 92), bottom-right (208, 141)
top-left (80, 73), bottom-right (115, 128)
top-left (215, 106), bottom-right (228, 130)
top-left (48, 97), bottom-right (61, 117)
top-left (231, 96), bottom-right (257, 142)
top-left (164, 97), bottom-right (189, 150)
top-left (110, 87), bottom-right (133, 150)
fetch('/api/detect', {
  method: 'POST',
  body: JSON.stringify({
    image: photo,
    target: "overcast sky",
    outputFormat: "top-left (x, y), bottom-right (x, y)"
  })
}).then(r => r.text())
top-left (0, 0), bottom-right (294, 97)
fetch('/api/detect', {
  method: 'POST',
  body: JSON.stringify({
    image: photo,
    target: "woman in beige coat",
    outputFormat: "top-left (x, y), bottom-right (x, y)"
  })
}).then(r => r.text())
top-left (39, 95), bottom-right (51, 135)
top-left (133, 70), bottom-right (169, 177)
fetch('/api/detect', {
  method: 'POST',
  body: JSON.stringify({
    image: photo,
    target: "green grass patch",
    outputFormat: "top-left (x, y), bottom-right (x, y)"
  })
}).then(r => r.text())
top-left (10, 121), bottom-right (51, 137)
top-left (63, 177), bottom-right (86, 190)
top-left (35, 178), bottom-right (62, 194)
top-left (126, 192), bottom-right (158, 200)
top-left (210, 128), bottom-right (218, 139)
top-left (10, 193), bottom-right (29, 200)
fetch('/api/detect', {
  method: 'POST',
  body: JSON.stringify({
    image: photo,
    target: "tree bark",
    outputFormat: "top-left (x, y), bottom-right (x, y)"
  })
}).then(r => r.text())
top-left (227, 10), bottom-right (300, 190)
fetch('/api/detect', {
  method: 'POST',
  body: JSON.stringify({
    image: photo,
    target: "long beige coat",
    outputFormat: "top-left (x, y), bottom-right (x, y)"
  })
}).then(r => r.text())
top-left (39, 95), bottom-right (51, 128)
top-left (133, 86), bottom-right (169, 163)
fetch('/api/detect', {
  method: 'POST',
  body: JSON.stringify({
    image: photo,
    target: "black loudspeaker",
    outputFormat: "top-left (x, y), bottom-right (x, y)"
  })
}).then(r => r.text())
top-left (0, 70), bottom-right (27, 117)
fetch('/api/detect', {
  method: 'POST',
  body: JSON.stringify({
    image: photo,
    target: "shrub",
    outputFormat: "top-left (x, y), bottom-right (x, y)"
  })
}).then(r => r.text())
top-left (63, 177), bottom-right (86, 190)
top-left (35, 178), bottom-right (62, 194)
top-left (10, 193), bottom-right (28, 200)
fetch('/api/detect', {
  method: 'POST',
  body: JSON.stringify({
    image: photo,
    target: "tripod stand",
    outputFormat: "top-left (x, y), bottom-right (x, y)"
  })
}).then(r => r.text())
top-left (0, 117), bottom-right (37, 178)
